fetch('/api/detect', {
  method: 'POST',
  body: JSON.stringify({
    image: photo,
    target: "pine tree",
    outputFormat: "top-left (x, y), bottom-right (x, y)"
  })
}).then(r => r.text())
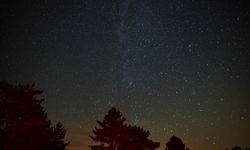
top-left (118, 125), bottom-right (160, 150)
top-left (89, 107), bottom-right (126, 150)
top-left (89, 107), bottom-right (160, 150)
top-left (0, 81), bottom-right (69, 150)
top-left (165, 136), bottom-right (189, 150)
top-left (47, 123), bottom-right (69, 150)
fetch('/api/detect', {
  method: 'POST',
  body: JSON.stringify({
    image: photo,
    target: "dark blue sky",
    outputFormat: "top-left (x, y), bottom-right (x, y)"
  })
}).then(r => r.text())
top-left (1, 1), bottom-right (250, 150)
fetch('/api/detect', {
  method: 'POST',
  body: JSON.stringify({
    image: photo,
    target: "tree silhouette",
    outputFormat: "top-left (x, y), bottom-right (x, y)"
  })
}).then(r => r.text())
top-left (0, 81), bottom-right (69, 150)
top-left (89, 107), bottom-right (126, 150)
top-left (118, 125), bottom-right (160, 150)
top-left (165, 136), bottom-right (189, 150)
top-left (89, 107), bottom-right (160, 150)
top-left (232, 146), bottom-right (242, 150)
top-left (226, 146), bottom-right (250, 150)
top-left (47, 123), bottom-right (69, 150)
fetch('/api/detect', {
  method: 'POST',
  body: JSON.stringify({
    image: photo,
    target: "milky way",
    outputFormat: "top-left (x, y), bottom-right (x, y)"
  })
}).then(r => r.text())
top-left (1, 1), bottom-right (250, 150)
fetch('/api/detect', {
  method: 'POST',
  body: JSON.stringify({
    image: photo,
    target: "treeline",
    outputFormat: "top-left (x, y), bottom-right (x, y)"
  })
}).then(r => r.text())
top-left (0, 82), bottom-right (249, 150)
top-left (227, 147), bottom-right (250, 150)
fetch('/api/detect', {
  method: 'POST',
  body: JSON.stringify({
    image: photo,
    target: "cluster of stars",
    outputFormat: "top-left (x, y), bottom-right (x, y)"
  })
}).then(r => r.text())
top-left (1, 0), bottom-right (249, 150)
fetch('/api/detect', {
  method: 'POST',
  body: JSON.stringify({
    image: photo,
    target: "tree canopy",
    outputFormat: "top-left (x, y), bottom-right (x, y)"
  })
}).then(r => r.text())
top-left (165, 136), bottom-right (189, 150)
top-left (0, 81), bottom-right (69, 150)
top-left (89, 107), bottom-right (160, 150)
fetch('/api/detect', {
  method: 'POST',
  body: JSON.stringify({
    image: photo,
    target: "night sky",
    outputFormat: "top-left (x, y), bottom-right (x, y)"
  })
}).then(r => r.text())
top-left (1, 0), bottom-right (250, 150)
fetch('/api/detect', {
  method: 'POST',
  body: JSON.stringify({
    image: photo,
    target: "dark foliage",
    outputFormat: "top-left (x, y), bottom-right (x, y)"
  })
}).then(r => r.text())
top-left (0, 81), bottom-right (69, 150)
top-left (232, 146), bottom-right (242, 150)
top-left (165, 136), bottom-right (189, 150)
top-left (89, 107), bottom-right (159, 150)
top-left (118, 125), bottom-right (160, 150)
top-left (89, 107), bottom-right (126, 150)
top-left (226, 146), bottom-right (250, 150)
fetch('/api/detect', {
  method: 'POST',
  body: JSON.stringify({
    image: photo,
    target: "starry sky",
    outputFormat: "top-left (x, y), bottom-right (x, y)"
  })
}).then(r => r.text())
top-left (1, 0), bottom-right (250, 150)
